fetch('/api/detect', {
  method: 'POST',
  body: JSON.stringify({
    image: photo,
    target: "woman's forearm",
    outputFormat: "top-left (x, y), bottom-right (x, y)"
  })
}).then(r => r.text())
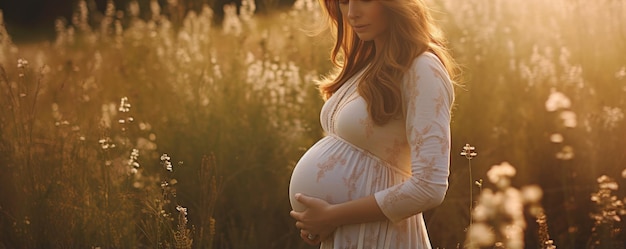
top-left (328, 195), bottom-right (388, 227)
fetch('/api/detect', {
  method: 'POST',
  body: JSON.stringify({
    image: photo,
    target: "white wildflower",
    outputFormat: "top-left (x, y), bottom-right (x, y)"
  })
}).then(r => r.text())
top-left (487, 162), bottom-right (516, 188)
top-left (545, 88), bottom-right (571, 112)
top-left (467, 223), bottom-right (495, 247)
top-left (556, 145), bottom-right (574, 160)
top-left (549, 133), bottom-right (563, 143)
top-left (559, 111), bottom-right (577, 128)
top-left (521, 185), bottom-right (543, 204)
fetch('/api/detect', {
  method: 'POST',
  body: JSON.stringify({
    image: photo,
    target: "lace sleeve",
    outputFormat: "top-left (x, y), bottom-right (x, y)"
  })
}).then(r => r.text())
top-left (373, 52), bottom-right (454, 223)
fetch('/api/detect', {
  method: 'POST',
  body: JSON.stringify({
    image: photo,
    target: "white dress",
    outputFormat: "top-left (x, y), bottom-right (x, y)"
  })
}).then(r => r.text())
top-left (289, 52), bottom-right (454, 249)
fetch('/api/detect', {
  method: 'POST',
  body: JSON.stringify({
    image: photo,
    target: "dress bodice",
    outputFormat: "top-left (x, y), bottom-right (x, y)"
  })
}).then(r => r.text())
top-left (320, 69), bottom-right (411, 172)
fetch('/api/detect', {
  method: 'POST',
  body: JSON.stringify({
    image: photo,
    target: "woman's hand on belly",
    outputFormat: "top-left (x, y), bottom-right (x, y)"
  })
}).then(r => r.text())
top-left (291, 192), bottom-right (389, 233)
top-left (290, 193), bottom-right (338, 243)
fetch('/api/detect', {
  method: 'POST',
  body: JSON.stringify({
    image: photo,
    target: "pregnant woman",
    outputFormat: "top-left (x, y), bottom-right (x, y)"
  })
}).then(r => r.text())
top-left (288, 0), bottom-right (458, 248)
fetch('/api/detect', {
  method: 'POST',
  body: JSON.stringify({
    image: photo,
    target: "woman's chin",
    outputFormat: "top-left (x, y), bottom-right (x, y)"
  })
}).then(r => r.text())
top-left (356, 35), bottom-right (373, 41)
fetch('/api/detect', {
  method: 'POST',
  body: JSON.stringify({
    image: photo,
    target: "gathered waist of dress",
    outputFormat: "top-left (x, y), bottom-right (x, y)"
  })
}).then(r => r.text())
top-left (326, 134), bottom-right (411, 178)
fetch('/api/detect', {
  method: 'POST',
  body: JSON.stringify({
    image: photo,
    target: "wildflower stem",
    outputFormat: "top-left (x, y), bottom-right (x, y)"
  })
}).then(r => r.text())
top-left (469, 159), bottom-right (473, 226)
top-left (461, 143), bottom-right (478, 228)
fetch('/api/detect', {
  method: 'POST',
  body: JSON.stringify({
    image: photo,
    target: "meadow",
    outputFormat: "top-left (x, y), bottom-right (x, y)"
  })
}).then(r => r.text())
top-left (0, 0), bottom-right (625, 248)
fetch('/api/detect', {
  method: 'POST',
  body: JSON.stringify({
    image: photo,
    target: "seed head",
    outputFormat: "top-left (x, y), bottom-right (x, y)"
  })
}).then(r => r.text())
top-left (17, 58), bottom-right (29, 68)
top-left (461, 143), bottom-right (478, 160)
top-left (118, 97), bottom-right (131, 112)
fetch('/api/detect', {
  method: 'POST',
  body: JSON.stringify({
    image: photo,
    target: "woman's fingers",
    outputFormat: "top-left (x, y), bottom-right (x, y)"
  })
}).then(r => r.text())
top-left (294, 193), bottom-right (309, 204)
top-left (291, 193), bottom-right (333, 245)
top-left (294, 193), bottom-right (317, 209)
top-left (295, 220), bottom-right (307, 230)
top-left (289, 210), bottom-right (302, 220)
top-left (299, 229), bottom-right (321, 245)
top-left (296, 193), bottom-right (327, 209)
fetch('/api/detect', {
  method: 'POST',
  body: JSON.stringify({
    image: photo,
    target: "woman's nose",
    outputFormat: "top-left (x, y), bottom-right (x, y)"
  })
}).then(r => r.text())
top-left (346, 2), bottom-right (361, 19)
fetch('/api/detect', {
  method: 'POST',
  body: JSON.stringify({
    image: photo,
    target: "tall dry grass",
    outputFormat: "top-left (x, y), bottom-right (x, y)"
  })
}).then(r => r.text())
top-left (1, 0), bottom-right (324, 248)
top-left (428, 0), bottom-right (626, 248)
top-left (0, 0), bottom-right (625, 248)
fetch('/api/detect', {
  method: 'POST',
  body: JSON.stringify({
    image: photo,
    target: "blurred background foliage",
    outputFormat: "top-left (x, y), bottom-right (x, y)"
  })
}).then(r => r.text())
top-left (0, 0), bottom-right (625, 248)
top-left (0, 0), bottom-right (296, 43)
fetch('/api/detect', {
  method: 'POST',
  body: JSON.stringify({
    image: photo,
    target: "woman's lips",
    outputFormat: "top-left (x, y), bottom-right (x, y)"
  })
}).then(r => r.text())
top-left (353, 25), bottom-right (369, 32)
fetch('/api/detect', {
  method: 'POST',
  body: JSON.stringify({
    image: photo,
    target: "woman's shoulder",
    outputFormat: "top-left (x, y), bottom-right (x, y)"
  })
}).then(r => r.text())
top-left (409, 51), bottom-right (445, 71)
top-left (403, 51), bottom-right (454, 102)
top-left (404, 51), bottom-right (450, 82)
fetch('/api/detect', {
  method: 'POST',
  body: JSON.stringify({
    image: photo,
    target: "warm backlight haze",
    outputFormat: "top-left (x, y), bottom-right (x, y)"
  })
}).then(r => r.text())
top-left (0, 0), bottom-right (624, 248)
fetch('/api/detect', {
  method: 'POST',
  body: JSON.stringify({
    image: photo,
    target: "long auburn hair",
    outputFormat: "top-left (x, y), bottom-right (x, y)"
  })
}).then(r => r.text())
top-left (317, 0), bottom-right (459, 125)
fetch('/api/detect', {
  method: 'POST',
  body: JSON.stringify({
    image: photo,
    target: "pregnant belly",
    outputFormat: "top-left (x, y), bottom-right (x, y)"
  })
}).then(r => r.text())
top-left (289, 136), bottom-right (349, 212)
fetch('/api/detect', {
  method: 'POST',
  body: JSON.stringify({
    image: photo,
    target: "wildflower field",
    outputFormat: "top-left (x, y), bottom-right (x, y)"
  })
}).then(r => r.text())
top-left (0, 0), bottom-right (625, 248)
